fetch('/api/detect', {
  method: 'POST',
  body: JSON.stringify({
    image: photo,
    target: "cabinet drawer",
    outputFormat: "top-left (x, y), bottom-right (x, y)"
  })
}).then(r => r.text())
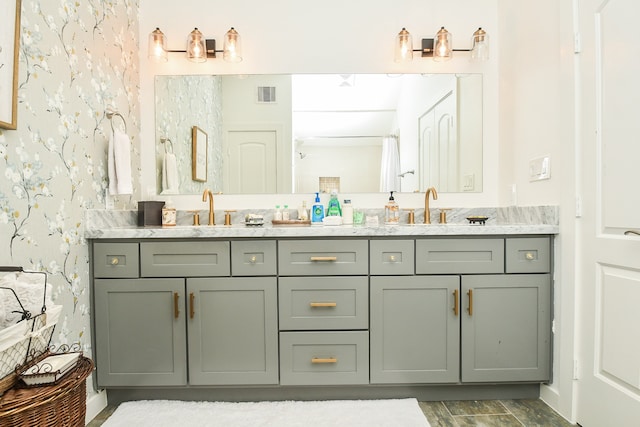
top-left (279, 277), bottom-right (368, 331)
top-left (93, 242), bottom-right (139, 278)
top-left (416, 238), bottom-right (504, 274)
top-left (140, 241), bottom-right (230, 277)
top-left (278, 240), bottom-right (368, 276)
top-left (231, 240), bottom-right (277, 276)
top-left (506, 237), bottom-right (551, 273)
top-left (279, 331), bottom-right (369, 385)
top-left (370, 239), bottom-right (415, 275)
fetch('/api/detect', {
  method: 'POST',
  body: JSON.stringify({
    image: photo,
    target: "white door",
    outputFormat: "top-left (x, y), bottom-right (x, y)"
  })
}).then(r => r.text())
top-left (418, 90), bottom-right (457, 192)
top-left (224, 130), bottom-right (277, 194)
top-left (576, 0), bottom-right (640, 425)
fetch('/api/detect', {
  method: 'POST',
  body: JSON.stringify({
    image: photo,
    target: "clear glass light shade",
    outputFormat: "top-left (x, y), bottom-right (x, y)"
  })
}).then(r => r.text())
top-left (470, 27), bottom-right (489, 61)
top-left (223, 27), bottom-right (242, 63)
top-left (433, 27), bottom-right (452, 61)
top-left (148, 27), bottom-right (168, 62)
top-left (394, 28), bottom-right (413, 62)
top-left (187, 28), bottom-right (207, 63)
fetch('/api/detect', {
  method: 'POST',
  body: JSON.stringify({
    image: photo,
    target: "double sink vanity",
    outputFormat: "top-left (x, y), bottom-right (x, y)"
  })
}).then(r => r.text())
top-left (86, 207), bottom-right (557, 402)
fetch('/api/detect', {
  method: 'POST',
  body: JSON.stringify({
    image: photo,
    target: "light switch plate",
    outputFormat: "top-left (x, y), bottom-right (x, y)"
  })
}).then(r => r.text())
top-left (529, 156), bottom-right (551, 181)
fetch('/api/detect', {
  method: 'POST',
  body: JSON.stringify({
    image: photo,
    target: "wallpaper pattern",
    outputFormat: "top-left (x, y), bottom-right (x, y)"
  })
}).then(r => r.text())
top-left (0, 0), bottom-right (140, 391)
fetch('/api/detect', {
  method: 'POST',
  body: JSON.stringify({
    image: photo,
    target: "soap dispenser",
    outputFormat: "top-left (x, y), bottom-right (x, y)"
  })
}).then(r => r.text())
top-left (311, 192), bottom-right (325, 225)
top-left (326, 190), bottom-right (342, 217)
top-left (298, 200), bottom-right (309, 221)
top-left (385, 191), bottom-right (400, 225)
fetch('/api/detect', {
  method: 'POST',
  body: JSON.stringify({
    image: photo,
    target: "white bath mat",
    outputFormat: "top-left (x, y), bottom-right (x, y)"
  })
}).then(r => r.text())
top-left (102, 398), bottom-right (430, 427)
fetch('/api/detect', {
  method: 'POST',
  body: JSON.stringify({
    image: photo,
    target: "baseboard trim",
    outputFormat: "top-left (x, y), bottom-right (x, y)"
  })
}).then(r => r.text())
top-left (85, 389), bottom-right (108, 425)
top-left (105, 383), bottom-right (540, 405)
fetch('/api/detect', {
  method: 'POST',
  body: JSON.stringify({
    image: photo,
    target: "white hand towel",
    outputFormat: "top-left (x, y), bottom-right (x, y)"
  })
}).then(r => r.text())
top-left (162, 152), bottom-right (179, 194)
top-left (108, 130), bottom-right (117, 195)
top-left (108, 129), bottom-right (133, 195)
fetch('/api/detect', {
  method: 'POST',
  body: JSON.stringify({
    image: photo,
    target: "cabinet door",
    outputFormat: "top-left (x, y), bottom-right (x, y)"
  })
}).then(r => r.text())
top-left (461, 274), bottom-right (551, 382)
top-left (187, 277), bottom-right (279, 385)
top-left (94, 278), bottom-right (187, 387)
top-left (370, 275), bottom-right (460, 384)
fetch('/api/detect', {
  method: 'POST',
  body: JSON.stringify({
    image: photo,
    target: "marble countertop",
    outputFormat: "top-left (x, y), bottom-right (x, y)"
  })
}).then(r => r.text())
top-left (85, 223), bottom-right (558, 239)
top-left (84, 206), bottom-right (559, 239)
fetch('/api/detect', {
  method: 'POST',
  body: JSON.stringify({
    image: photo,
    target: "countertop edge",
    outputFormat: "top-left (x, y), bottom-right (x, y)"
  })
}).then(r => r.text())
top-left (85, 224), bottom-right (559, 239)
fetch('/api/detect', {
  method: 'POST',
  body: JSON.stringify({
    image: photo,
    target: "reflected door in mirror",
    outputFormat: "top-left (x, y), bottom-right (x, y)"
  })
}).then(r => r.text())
top-left (224, 130), bottom-right (277, 193)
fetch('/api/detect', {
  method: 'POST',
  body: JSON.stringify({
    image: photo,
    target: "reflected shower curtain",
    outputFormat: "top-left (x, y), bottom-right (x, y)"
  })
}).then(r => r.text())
top-left (380, 135), bottom-right (401, 192)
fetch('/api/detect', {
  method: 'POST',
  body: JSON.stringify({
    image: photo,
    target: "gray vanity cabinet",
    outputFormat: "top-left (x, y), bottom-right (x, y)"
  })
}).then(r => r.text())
top-left (187, 277), bottom-right (278, 385)
top-left (92, 240), bottom-right (279, 388)
top-left (461, 274), bottom-right (551, 382)
top-left (370, 275), bottom-right (460, 384)
top-left (370, 236), bottom-right (552, 385)
top-left (277, 239), bottom-right (370, 385)
top-left (94, 278), bottom-right (187, 387)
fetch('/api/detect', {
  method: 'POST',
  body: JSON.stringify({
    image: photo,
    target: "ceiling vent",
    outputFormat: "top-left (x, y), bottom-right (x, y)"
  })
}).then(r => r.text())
top-left (257, 86), bottom-right (276, 103)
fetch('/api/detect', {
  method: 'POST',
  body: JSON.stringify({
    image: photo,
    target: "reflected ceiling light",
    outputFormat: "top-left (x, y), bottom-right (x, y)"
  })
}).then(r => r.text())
top-left (148, 27), bottom-right (243, 63)
top-left (394, 26), bottom-right (489, 62)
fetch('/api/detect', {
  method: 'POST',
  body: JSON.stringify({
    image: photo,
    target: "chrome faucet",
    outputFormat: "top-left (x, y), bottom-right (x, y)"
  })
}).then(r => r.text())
top-left (202, 189), bottom-right (215, 225)
top-left (424, 186), bottom-right (438, 224)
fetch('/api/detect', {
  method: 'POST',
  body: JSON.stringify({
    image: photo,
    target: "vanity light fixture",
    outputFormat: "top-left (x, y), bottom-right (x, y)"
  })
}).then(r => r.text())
top-left (149, 28), bottom-right (168, 62)
top-left (148, 27), bottom-right (243, 63)
top-left (394, 26), bottom-right (489, 62)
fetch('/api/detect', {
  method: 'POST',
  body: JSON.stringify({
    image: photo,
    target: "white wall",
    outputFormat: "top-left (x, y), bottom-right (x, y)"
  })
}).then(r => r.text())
top-left (497, 0), bottom-right (576, 421)
top-left (139, 0), bottom-right (499, 210)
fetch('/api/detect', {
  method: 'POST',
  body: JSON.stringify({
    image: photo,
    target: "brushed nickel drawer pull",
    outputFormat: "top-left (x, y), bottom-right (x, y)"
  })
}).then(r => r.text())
top-left (110, 257), bottom-right (119, 265)
top-left (310, 256), bottom-right (337, 262)
top-left (174, 292), bottom-right (180, 319)
top-left (309, 302), bottom-right (337, 307)
top-left (312, 357), bottom-right (337, 364)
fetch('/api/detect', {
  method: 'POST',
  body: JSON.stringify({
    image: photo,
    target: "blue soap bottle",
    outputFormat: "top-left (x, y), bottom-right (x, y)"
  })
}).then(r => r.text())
top-left (311, 192), bottom-right (325, 224)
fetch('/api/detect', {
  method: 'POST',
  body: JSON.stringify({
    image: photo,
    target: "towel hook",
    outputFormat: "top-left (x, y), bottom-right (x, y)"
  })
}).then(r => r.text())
top-left (160, 137), bottom-right (174, 153)
top-left (105, 108), bottom-right (127, 133)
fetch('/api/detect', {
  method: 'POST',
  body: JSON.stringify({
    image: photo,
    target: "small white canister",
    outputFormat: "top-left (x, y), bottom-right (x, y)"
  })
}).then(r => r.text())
top-left (162, 201), bottom-right (177, 226)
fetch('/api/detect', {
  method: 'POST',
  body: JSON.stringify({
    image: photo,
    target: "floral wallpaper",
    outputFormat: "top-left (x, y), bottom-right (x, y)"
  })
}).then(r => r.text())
top-left (155, 75), bottom-right (223, 195)
top-left (0, 0), bottom-right (140, 394)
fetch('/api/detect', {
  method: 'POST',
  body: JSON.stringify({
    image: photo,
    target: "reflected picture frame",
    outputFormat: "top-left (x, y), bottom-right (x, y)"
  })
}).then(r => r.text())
top-left (0, 0), bottom-right (21, 129)
top-left (192, 126), bottom-right (208, 182)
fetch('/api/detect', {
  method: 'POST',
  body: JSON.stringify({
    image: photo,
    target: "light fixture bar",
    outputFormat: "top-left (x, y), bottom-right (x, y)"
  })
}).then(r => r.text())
top-left (150, 27), bottom-right (242, 63)
top-left (397, 26), bottom-right (489, 62)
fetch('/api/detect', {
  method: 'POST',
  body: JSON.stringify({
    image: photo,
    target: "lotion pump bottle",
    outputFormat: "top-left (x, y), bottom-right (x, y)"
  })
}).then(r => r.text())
top-left (342, 200), bottom-right (354, 225)
top-left (311, 192), bottom-right (324, 225)
top-left (385, 191), bottom-right (400, 224)
top-left (298, 200), bottom-right (309, 221)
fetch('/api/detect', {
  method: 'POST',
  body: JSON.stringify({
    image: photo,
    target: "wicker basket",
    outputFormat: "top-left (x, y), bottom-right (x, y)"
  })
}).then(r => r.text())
top-left (0, 356), bottom-right (93, 426)
top-left (0, 305), bottom-right (62, 395)
top-left (0, 266), bottom-right (60, 396)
